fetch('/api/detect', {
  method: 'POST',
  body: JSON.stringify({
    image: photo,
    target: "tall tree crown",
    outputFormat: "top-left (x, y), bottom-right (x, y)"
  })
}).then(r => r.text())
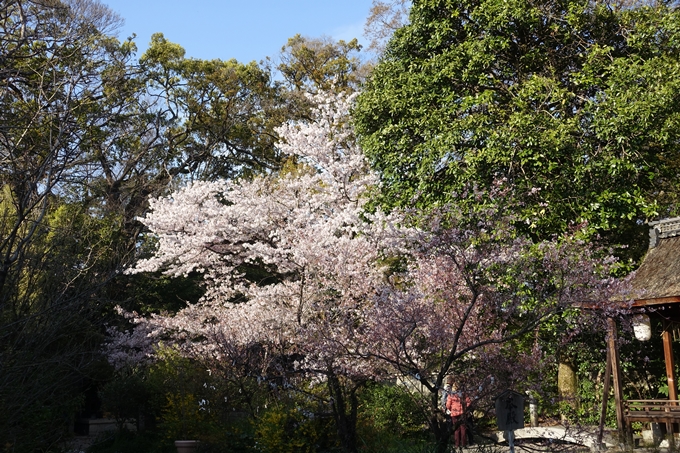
top-left (354, 0), bottom-right (680, 261)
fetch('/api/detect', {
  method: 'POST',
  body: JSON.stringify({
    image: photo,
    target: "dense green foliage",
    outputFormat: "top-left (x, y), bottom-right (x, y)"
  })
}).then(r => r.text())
top-left (358, 383), bottom-right (425, 439)
top-left (354, 0), bottom-right (680, 259)
top-left (278, 35), bottom-right (367, 93)
top-left (93, 354), bottom-right (435, 453)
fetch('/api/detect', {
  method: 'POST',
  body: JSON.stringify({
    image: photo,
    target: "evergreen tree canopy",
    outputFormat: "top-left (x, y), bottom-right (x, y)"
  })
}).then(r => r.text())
top-left (354, 0), bottom-right (680, 259)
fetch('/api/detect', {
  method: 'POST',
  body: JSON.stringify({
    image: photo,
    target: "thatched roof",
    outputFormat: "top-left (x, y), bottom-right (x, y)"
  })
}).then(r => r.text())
top-left (631, 217), bottom-right (680, 305)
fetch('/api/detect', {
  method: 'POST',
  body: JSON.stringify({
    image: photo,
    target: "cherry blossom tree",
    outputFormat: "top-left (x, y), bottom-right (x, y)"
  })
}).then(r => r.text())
top-left (110, 90), bottom-right (399, 452)
top-left (108, 90), bottom-right (625, 452)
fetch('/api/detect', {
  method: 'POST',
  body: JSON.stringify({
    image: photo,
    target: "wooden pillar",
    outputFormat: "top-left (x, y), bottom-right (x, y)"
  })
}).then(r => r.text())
top-left (663, 320), bottom-right (677, 438)
top-left (597, 345), bottom-right (612, 449)
top-left (663, 320), bottom-right (678, 401)
top-left (607, 317), bottom-right (626, 444)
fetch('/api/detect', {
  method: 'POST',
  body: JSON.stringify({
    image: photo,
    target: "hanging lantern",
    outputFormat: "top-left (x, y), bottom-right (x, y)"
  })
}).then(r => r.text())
top-left (632, 314), bottom-right (652, 341)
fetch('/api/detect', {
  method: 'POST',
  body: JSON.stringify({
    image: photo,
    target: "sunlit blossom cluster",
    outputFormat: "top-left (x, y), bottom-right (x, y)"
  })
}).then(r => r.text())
top-left (110, 91), bottom-right (398, 376)
top-left (107, 90), bottom-right (623, 417)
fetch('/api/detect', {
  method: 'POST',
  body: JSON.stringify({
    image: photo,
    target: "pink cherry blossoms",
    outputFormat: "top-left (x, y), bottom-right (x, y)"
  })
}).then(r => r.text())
top-left (106, 90), bottom-right (625, 453)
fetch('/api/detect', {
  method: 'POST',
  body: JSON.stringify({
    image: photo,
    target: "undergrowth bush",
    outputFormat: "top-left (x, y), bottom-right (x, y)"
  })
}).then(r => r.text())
top-left (253, 404), bottom-right (335, 453)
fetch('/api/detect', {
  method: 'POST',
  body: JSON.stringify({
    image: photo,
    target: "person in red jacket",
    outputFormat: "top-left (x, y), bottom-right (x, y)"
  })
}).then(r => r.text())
top-left (446, 378), bottom-right (472, 447)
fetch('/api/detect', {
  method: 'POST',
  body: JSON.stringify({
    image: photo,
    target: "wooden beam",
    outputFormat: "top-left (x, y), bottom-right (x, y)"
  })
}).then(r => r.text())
top-left (632, 296), bottom-right (680, 307)
top-left (607, 317), bottom-right (626, 445)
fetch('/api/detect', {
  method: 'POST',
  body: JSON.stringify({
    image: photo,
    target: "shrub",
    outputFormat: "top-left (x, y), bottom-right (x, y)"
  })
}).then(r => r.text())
top-left (254, 406), bottom-right (315, 453)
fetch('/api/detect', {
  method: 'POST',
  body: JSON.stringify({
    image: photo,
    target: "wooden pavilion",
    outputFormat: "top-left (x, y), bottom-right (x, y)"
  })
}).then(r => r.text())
top-left (603, 217), bottom-right (680, 445)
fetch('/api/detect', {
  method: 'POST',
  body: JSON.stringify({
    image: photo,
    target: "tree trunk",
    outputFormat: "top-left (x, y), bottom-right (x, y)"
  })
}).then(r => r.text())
top-left (327, 370), bottom-right (359, 453)
top-left (429, 388), bottom-right (452, 453)
top-left (558, 360), bottom-right (578, 421)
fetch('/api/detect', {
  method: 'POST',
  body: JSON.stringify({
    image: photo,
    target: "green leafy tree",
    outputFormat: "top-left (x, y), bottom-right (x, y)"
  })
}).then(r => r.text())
top-left (0, 2), bottom-right (294, 450)
top-left (136, 33), bottom-right (291, 182)
top-left (354, 0), bottom-right (680, 261)
top-left (278, 34), bottom-right (369, 93)
top-left (0, 2), bottom-right (129, 449)
top-left (0, 0), bottom-right (124, 295)
top-left (0, 198), bottom-right (122, 451)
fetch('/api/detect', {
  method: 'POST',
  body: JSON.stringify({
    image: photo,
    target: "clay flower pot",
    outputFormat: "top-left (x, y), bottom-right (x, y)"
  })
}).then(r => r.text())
top-left (174, 440), bottom-right (199, 453)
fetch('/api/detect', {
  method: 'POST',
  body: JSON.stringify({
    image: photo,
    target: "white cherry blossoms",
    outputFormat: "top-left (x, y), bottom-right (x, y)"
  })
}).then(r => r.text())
top-left (108, 91), bottom-right (402, 376)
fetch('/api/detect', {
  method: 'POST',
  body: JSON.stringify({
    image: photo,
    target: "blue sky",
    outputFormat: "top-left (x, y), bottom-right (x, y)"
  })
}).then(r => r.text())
top-left (104, 0), bottom-right (375, 63)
